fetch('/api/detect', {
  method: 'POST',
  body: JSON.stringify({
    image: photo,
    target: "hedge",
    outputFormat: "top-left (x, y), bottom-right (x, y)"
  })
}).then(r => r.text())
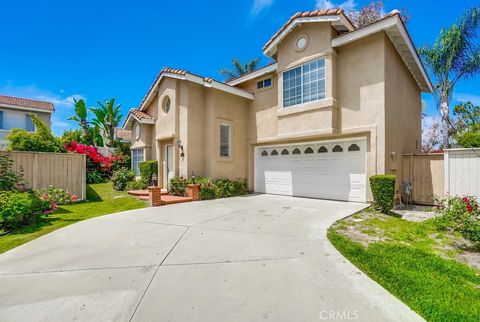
top-left (369, 174), bottom-right (396, 213)
top-left (139, 160), bottom-right (158, 185)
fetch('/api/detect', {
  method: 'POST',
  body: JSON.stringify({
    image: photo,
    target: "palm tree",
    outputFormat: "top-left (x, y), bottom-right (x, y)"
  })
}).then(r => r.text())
top-left (419, 8), bottom-right (480, 148)
top-left (90, 98), bottom-right (123, 147)
top-left (220, 58), bottom-right (262, 81)
top-left (68, 99), bottom-right (91, 141)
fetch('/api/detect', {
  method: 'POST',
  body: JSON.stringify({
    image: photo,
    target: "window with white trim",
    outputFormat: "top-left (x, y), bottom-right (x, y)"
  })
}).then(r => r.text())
top-left (132, 149), bottom-right (144, 175)
top-left (256, 77), bottom-right (272, 90)
top-left (283, 58), bottom-right (325, 107)
top-left (220, 124), bottom-right (231, 157)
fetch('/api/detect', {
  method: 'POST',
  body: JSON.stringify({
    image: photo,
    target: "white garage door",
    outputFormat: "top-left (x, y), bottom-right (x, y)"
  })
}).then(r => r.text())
top-left (254, 139), bottom-right (366, 202)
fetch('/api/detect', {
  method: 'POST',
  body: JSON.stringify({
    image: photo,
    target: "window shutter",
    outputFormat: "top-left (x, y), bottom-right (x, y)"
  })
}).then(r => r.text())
top-left (0, 111), bottom-right (3, 129)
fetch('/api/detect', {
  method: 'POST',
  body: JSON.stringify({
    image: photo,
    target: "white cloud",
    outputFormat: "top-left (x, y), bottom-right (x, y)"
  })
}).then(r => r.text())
top-left (454, 93), bottom-right (480, 105)
top-left (251, 0), bottom-right (273, 16)
top-left (0, 83), bottom-right (85, 136)
top-left (316, 0), bottom-right (356, 11)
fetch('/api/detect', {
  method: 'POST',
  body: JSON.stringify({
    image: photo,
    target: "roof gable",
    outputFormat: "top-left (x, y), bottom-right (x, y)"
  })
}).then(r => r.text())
top-left (0, 94), bottom-right (55, 112)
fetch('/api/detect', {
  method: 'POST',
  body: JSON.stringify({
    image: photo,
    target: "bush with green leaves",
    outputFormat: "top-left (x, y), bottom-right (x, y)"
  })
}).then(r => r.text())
top-left (214, 178), bottom-right (248, 198)
top-left (0, 191), bottom-right (42, 230)
top-left (169, 176), bottom-right (188, 196)
top-left (86, 170), bottom-right (107, 184)
top-left (7, 114), bottom-right (65, 152)
top-left (140, 160), bottom-right (158, 185)
top-left (199, 179), bottom-right (217, 200)
top-left (111, 168), bottom-right (135, 191)
top-left (369, 175), bottom-right (396, 213)
top-left (37, 186), bottom-right (74, 205)
top-left (0, 153), bottom-right (27, 191)
top-left (126, 179), bottom-right (148, 191)
top-left (436, 196), bottom-right (480, 249)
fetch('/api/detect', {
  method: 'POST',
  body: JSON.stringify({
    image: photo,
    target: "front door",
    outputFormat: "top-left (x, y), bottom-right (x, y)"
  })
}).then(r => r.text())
top-left (165, 145), bottom-right (174, 188)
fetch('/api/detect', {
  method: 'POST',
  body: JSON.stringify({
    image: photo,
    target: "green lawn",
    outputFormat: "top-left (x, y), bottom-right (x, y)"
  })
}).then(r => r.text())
top-left (0, 183), bottom-right (146, 254)
top-left (328, 210), bottom-right (480, 322)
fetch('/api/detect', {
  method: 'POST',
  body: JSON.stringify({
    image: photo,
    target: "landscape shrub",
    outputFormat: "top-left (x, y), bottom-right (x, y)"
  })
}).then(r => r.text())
top-left (86, 170), bottom-right (106, 184)
top-left (37, 186), bottom-right (75, 205)
top-left (0, 191), bottom-right (42, 230)
top-left (139, 160), bottom-right (158, 185)
top-left (436, 196), bottom-right (480, 249)
top-left (7, 114), bottom-right (65, 153)
top-left (199, 180), bottom-right (217, 200)
top-left (169, 176), bottom-right (188, 196)
top-left (111, 168), bottom-right (136, 191)
top-left (0, 153), bottom-right (27, 191)
top-left (126, 180), bottom-right (148, 191)
top-left (214, 178), bottom-right (248, 198)
top-left (369, 174), bottom-right (396, 213)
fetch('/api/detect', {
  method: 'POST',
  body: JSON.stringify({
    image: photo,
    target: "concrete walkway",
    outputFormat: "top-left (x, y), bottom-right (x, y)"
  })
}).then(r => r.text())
top-left (0, 194), bottom-right (424, 322)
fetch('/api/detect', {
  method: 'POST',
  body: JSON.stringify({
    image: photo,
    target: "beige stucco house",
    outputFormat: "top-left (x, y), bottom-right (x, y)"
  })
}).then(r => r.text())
top-left (123, 9), bottom-right (432, 202)
top-left (0, 95), bottom-right (54, 150)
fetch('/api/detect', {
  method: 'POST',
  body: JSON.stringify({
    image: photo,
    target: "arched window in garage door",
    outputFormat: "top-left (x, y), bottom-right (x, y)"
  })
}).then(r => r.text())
top-left (271, 149), bottom-right (278, 156)
top-left (292, 148), bottom-right (301, 155)
top-left (318, 146), bottom-right (328, 153)
top-left (281, 149), bottom-right (289, 155)
top-left (261, 150), bottom-right (268, 156)
top-left (348, 144), bottom-right (360, 152)
top-left (332, 145), bottom-right (343, 152)
top-left (304, 147), bottom-right (314, 154)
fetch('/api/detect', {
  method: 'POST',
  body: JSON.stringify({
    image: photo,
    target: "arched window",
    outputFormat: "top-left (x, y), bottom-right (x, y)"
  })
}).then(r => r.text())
top-left (292, 148), bottom-right (301, 155)
top-left (261, 150), bottom-right (268, 156)
top-left (162, 96), bottom-right (171, 114)
top-left (304, 147), bottom-right (314, 154)
top-left (348, 144), bottom-right (360, 152)
top-left (332, 145), bottom-right (343, 152)
top-left (318, 146), bottom-right (328, 153)
top-left (281, 149), bottom-right (289, 155)
top-left (271, 149), bottom-right (278, 156)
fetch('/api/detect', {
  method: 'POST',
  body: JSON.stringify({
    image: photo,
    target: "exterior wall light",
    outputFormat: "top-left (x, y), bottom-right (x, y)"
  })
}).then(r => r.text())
top-left (177, 140), bottom-right (185, 158)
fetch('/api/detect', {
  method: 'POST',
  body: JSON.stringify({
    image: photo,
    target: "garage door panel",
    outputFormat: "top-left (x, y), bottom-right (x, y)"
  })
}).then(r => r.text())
top-left (255, 140), bottom-right (367, 202)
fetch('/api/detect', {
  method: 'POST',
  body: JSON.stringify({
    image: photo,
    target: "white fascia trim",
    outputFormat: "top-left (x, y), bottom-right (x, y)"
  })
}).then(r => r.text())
top-left (263, 16), bottom-right (351, 57)
top-left (227, 63), bottom-right (278, 86)
top-left (0, 104), bottom-right (54, 114)
top-left (332, 15), bottom-right (433, 92)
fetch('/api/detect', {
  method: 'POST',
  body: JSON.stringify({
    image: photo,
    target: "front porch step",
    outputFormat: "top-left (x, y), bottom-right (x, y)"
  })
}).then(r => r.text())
top-left (128, 189), bottom-right (168, 197)
top-left (160, 195), bottom-right (193, 205)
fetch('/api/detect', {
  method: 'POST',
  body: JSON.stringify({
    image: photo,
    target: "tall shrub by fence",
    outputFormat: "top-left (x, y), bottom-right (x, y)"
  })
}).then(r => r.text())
top-left (7, 151), bottom-right (86, 200)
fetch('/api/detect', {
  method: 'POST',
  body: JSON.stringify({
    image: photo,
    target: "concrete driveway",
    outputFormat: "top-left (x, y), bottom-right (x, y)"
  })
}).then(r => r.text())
top-left (0, 194), bottom-right (423, 322)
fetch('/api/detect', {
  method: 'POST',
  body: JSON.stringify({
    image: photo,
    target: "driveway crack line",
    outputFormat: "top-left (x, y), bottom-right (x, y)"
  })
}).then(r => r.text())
top-left (128, 226), bottom-right (190, 322)
top-left (162, 256), bottom-right (303, 267)
top-left (0, 264), bottom-right (158, 276)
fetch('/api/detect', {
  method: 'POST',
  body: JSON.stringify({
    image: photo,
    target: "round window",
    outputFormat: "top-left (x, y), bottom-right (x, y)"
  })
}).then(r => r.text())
top-left (296, 36), bottom-right (308, 50)
top-left (162, 96), bottom-right (171, 114)
top-left (135, 124), bottom-right (141, 140)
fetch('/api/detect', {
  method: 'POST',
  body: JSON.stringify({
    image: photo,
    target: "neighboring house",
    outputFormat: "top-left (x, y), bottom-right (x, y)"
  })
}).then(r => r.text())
top-left (0, 95), bottom-right (54, 150)
top-left (115, 128), bottom-right (132, 143)
top-left (123, 9), bottom-right (432, 202)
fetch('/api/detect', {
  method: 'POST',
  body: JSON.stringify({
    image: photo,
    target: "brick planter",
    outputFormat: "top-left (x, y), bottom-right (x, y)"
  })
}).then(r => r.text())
top-left (186, 184), bottom-right (200, 201)
top-left (148, 186), bottom-right (162, 207)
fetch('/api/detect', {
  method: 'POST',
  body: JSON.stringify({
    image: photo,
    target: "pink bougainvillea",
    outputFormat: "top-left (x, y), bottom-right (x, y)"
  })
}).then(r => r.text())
top-left (65, 141), bottom-right (120, 172)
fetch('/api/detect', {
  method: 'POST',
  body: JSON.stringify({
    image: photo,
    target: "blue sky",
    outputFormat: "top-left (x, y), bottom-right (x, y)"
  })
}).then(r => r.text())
top-left (0, 0), bottom-right (479, 135)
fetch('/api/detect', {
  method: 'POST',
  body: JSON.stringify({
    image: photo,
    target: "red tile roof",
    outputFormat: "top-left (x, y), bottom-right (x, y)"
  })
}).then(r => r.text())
top-left (138, 67), bottom-right (253, 111)
top-left (130, 108), bottom-right (153, 120)
top-left (263, 9), bottom-right (352, 52)
top-left (0, 94), bottom-right (54, 111)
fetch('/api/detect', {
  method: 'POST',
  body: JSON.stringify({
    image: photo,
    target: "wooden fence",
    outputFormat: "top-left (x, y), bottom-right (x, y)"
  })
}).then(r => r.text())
top-left (445, 149), bottom-right (480, 200)
top-left (402, 154), bottom-right (444, 205)
top-left (6, 151), bottom-right (86, 200)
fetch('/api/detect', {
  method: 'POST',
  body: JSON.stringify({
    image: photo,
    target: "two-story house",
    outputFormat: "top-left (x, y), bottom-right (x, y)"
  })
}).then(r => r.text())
top-left (0, 95), bottom-right (54, 150)
top-left (122, 9), bottom-right (432, 202)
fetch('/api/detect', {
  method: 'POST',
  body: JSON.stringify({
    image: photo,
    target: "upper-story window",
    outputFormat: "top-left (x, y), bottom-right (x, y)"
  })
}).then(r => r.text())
top-left (0, 109), bottom-right (35, 132)
top-left (256, 77), bottom-right (272, 90)
top-left (283, 58), bottom-right (325, 108)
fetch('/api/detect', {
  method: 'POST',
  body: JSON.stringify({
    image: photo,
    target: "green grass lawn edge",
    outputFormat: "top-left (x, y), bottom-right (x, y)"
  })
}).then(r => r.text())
top-left (0, 183), bottom-right (146, 254)
top-left (327, 228), bottom-right (480, 322)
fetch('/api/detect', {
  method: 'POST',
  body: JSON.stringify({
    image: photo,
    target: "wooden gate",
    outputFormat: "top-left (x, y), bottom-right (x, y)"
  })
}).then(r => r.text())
top-left (402, 154), bottom-right (444, 205)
